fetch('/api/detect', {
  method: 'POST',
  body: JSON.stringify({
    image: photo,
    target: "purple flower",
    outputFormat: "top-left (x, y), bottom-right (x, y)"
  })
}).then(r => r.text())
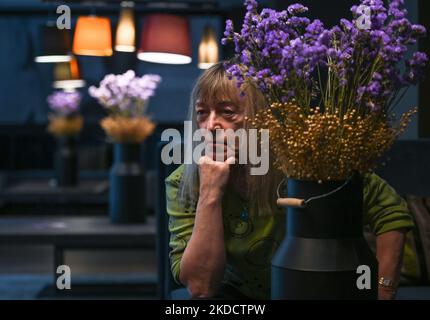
top-left (372, 72), bottom-right (382, 81)
top-left (47, 91), bottom-right (81, 116)
top-left (366, 81), bottom-right (382, 97)
top-left (411, 24), bottom-right (427, 38)
top-left (226, 64), bottom-right (245, 87)
top-left (245, 0), bottom-right (258, 12)
top-left (389, 0), bottom-right (407, 20)
top-left (327, 48), bottom-right (340, 59)
top-left (222, 0), bottom-right (427, 112)
top-left (374, 12), bottom-right (387, 26)
top-left (287, 3), bottom-right (308, 15)
top-left (306, 20), bottom-right (324, 35)
top-left (408, 52), bottom-right (428, 67)
top-left (223, 20), bottom-right (234, 38)
top-left (370, 30), bottom-right (390, 45)
top-left (403, 52), bottom-right (429, 84)
top-left (317, 30), bottom-right (332, 46)
top-left (366, 100), bottom-right (381, 112)
top-left (89, 70), bottom-right (161, 116)
top-left (356, 86), bottom-right (366, 103)
top-left (340, 18), bottom-right (354, 31)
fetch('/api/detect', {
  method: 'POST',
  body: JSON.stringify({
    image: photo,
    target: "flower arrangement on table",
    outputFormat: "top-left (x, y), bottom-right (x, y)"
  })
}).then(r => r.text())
top-left (223, 0), bottom-right (428, 182)
top-left (47, 91), bottom-right (83, 136)
top-left (89, 70), bottom-right (161, 144)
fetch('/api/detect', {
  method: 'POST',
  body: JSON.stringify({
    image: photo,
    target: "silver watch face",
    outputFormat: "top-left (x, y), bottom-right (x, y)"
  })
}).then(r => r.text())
top-left (382, 279), bottom-right (392, 286)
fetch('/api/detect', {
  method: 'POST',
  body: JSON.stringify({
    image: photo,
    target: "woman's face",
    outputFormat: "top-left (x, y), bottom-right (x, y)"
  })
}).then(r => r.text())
top-left (195, 93), bottom-right (246, 161)
top-left (195, 98), bottom-right (245, 131)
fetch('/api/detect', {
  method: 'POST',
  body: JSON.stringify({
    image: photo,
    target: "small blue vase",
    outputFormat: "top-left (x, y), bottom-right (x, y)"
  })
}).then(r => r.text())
top-left (109, 143), bottom-right (146, 224)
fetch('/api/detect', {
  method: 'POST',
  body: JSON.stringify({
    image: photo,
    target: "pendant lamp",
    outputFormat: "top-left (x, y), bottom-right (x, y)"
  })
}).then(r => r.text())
top-left (198, 25), bottom-right (219, 69)
top-left (73, 16), bottom-right (113, 56)
top-left (137, 14), bottom-right (192, 64)
top-left (35, 23), bottom-right (71, 63)
top-left (115, 1), bottom-right (136, 52)
top-left (53, 57), bottom-right (86, 92)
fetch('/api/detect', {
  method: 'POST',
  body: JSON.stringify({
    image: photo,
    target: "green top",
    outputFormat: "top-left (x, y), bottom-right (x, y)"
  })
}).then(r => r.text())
top-left (166, 165), bottom-right (414, 299)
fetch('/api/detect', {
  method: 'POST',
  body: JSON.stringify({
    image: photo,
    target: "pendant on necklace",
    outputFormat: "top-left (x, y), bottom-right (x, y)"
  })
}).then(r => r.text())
top-left (240, 210), bottom-right (249, 221)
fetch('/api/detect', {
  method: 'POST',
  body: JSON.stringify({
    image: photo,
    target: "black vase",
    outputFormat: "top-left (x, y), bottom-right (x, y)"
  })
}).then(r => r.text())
top-left (55, 136), bottom-right (78, 187)
top-left (271, 174), bottom-right (378, 300)
top-left (109, 143), bottom-right (146, 224)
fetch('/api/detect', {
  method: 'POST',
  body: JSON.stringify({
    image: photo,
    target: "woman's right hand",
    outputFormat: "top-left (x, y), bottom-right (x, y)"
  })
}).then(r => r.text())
top-left (198, 155), bottom-right (235, 198)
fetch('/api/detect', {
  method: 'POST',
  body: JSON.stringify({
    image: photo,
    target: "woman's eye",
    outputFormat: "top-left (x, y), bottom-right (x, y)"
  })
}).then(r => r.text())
top-left (223, 109), bottom-right (235, 116)
top-left (196, 110), bottom-right (207, 116)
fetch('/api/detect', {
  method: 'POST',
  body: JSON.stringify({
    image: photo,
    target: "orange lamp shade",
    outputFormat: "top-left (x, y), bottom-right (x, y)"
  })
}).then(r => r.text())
top-left (73, 16), bottom-right (113, 56)
top-left (138, 14), bottom-right (192, 64)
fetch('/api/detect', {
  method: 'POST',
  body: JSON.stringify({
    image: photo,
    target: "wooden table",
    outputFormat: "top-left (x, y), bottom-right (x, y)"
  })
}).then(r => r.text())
top-left (0, 171), bottom-right (109, 214)
top-left (0, 215), bottom-right (156, 297)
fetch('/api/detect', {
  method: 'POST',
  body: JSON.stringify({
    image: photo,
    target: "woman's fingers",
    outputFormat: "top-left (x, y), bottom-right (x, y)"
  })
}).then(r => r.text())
top-left (198, 154), bottom-right (233, 193)
top-left (199, 154), bottom-right (235, 165)
top-left (198, 155), bottom-right (212, 165)
top-left (204, 142), bottom-right (238, 162)
top-left (225, 156), bottom-right (236, 165)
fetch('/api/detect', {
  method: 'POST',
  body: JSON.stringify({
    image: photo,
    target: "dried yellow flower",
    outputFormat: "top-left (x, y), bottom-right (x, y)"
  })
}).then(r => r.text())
top-left (250, 102), bottom-right (416, 181)
top-left (47, 114), bottom-right (83, 137)
top-left (100, 116), bottom-right (156, 144)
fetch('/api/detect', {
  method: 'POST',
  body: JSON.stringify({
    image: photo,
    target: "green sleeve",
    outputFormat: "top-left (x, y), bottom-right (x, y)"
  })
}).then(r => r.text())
top-left (165, 165), bottom-right (196, 285)
top-left (363, 172), bottom-right (414, 235)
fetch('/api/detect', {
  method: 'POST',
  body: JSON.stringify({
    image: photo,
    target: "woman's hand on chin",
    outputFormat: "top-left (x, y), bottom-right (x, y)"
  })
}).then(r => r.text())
top-left (198, 155), bottom-right (236, 199)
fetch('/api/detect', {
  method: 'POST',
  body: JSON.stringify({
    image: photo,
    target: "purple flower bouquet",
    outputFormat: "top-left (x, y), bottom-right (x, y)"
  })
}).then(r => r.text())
top-left (223, 0), bottom-right (428, 181)
top-left (46, 91), bottom-right (83, 136)
top-left (89, 70), bottom-right (161, 143)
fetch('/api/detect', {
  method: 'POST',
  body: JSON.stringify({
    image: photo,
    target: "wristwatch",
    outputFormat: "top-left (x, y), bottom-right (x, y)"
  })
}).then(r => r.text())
top-left (378, 277), bottom-right (396, 290)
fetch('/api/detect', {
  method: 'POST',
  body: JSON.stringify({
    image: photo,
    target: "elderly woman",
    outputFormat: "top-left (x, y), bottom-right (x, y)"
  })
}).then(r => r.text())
top-left (165, 62), bottom-right (413, 300)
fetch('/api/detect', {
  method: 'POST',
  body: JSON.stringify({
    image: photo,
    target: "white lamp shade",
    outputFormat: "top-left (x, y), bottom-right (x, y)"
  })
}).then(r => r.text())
top-left (198, 26), bottom-right (219, 69)
top-left (115, 3), bottom-right (135, 52)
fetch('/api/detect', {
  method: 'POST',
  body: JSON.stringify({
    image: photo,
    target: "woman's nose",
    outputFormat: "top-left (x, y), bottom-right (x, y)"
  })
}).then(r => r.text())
top-left (206, 111), bottom-right (222, 131)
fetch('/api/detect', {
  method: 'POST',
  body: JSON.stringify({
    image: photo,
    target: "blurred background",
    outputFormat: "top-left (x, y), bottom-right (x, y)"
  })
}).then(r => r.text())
top-left (0, 0), bottom-right (429, 300)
